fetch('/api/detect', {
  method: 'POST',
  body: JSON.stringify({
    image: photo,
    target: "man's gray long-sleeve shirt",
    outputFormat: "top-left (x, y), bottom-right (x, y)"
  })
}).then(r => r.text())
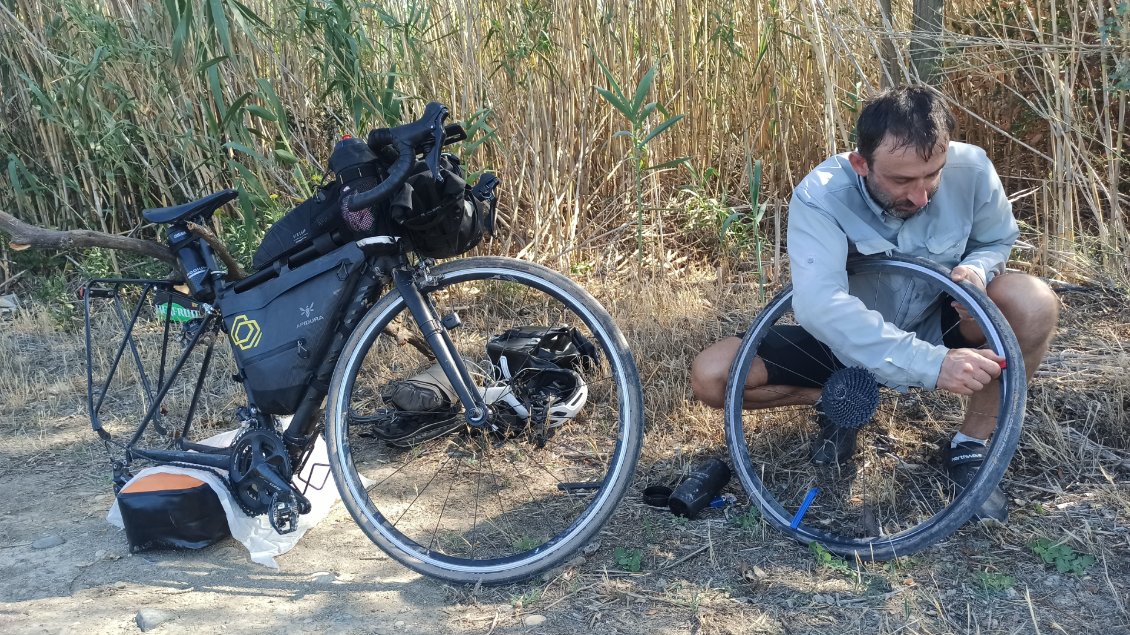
top-left (786, 142), bottom-right (1019, 390)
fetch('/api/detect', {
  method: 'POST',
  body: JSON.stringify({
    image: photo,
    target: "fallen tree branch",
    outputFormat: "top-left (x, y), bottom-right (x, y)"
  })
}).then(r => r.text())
top-left (1, 211), bottom-right (250, 282)
top-left (387, 323), bottom-right (433, 359)
top-left (1, 210), bottom-right (178, 267)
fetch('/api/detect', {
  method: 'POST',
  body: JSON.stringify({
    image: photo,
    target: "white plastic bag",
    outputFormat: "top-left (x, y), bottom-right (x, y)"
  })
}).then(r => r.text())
top-left (108, 429), bottom-right (341, 569)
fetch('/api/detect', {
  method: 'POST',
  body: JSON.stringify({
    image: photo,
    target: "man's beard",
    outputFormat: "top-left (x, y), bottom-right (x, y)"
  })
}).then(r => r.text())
top-left (863, 178), bottom-right (934, 219)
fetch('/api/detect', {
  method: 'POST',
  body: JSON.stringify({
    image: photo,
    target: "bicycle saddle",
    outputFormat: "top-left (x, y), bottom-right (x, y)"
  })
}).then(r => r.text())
top-left (143, 189), bottom-right (239, 224)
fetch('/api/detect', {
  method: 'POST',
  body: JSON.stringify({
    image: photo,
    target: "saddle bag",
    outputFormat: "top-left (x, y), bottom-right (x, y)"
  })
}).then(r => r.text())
top-left (220, 242), bottom-right (366, 414)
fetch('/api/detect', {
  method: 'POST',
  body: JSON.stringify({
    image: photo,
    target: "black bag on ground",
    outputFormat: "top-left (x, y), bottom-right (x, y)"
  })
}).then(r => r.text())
top-left (381, 364), bottom-right (457, 413)
top-left (220, 242), bottom-right (366, 415)
top-left (117, 472), bottom-right (229, 553)
top-left (253, 137), bottom-right (384, 270)
top-left (486, 326), bottom-right (599, 378)
top-left (389, 154), bottom-right (497, 259)
top-left (366, 364), bottom-right (462, 447)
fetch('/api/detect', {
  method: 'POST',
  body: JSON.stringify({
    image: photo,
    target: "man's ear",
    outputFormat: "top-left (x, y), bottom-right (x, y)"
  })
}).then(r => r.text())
top-left (848, 151), bottom-right (870, 177)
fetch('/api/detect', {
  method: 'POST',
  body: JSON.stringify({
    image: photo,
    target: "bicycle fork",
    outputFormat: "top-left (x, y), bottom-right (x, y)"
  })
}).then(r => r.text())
top-left (392, 268), bottom-right (490, 427)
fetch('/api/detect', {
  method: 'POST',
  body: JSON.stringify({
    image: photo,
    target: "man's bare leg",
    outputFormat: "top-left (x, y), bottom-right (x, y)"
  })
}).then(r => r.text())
top-left (959, 273), bottom-right (1059, 439)
top-left (690, 336), bottom-right (821, 410)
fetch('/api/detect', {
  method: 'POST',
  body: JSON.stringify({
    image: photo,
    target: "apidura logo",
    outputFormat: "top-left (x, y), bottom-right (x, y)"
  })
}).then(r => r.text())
top-left (297, 302), bottom-right (323, 328)
top-left (230, 315), bottom-right (262, 350)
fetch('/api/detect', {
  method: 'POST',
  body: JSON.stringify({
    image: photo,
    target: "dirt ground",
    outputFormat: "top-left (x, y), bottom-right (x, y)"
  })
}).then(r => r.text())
top-left (2, 272), bottom-right (1129, 635)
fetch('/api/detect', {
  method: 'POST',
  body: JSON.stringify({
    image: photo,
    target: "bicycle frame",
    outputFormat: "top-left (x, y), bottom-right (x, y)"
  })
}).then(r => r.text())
top-left (83, 246), bottom-right (491, 486)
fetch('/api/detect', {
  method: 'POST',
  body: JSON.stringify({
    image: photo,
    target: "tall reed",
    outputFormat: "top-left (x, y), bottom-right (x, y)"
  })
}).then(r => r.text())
top-left (0, 0), bottom-right (1125, 281)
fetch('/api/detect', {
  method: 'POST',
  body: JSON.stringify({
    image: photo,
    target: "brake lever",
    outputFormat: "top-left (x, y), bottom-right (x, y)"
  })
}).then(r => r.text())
top-left (423, 103), bottom-right (449, 181)
top-left (443, 123), bottom-right (467, 145)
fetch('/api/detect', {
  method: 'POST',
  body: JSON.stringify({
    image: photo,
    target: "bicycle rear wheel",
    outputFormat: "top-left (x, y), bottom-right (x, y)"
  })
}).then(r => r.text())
top-left (724, 255), bottom-right (1026, 560)
top-left (326, 257), bottom-right (643, 584)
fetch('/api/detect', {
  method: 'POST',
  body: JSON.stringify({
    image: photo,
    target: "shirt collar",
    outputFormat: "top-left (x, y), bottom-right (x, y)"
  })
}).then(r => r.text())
top-left (856, 173), bottom-right (893, 220)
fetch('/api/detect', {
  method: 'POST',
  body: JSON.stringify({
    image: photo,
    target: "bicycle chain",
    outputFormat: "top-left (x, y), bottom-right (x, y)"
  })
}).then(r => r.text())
top-left (110, 427), bottom-right (295, 519)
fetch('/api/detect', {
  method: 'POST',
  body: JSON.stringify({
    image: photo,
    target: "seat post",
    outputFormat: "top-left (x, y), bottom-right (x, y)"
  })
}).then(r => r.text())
top-left (167, 221), bottom-right (216, 301)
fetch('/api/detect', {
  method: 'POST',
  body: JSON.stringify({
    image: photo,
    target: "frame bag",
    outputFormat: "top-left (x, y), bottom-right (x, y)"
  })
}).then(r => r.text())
top-left (221, 242), bottom-right (367, 415)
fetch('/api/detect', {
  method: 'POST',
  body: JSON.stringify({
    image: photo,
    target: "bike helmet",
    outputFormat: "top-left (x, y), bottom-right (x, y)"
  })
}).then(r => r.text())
top-left (479, 362), bottom-right (588, 427)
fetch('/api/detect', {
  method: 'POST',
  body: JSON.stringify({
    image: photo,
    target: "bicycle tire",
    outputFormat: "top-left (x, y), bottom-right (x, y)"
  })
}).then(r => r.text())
top-left (326, 256), bottom-right (643, 584)
top-left (724, 254), bottom-right (1026, 560)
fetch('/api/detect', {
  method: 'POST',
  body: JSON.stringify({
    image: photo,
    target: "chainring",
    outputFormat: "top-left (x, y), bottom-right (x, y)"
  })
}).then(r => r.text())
top-left (228, 427), bottom-right (292, 516)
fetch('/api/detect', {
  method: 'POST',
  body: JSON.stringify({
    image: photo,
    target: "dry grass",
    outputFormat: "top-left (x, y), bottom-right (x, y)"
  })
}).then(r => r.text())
top-left (1, 265), bottom-right (1129, 632)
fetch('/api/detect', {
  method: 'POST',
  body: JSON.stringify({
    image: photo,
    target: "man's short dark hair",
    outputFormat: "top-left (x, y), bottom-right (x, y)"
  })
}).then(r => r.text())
top-left (855, 86), bottom-right (956, 165)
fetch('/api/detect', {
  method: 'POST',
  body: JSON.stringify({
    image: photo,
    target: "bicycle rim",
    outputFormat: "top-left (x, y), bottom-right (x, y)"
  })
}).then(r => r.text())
top-left (326, 257), bottom-right (643, 583)
top-left (725, 255), bottom-right (1026, 559)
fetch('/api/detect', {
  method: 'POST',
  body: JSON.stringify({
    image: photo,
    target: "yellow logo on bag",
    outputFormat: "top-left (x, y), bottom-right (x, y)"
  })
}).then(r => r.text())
top-left (230, 315), bottom-right (262, 350)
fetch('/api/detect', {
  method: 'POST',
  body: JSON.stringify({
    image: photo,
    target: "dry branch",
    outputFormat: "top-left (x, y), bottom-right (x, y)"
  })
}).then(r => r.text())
top-left (388, 323), bottom-right (434, 359)
top-left (1, 209), bottom-right (177, 266)
top-left (1, 211), bottom-right (250, 281)
top-left (187, 221), bottom-right (247, 280)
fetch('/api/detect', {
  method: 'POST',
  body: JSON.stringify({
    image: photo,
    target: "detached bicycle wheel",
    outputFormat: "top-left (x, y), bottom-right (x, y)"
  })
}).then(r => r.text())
top-left (326, 257), bottom-right (643, 584)
top-left (724, 255), bottom-right (1025, 560)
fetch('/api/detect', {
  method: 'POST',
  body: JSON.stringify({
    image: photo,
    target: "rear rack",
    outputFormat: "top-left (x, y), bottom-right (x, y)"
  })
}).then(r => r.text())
top-left (82, 278), bottom-right (222, 461)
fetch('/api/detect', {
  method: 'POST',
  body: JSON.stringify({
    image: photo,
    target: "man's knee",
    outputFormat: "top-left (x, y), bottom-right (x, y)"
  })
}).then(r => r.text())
top-left (690, 339), bottom-right (738, 409)
top-left (987, 272), bottom-right (1059, 348)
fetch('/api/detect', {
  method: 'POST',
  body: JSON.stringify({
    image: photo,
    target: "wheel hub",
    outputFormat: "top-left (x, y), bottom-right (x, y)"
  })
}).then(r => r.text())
top-left (819, 366), bottom-right (880, 430)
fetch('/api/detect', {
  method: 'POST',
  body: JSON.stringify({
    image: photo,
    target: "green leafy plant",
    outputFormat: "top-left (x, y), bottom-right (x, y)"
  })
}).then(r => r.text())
top-left (1029, 538), bottom-right (1096, 575)
top-left (809, 542), bottom-right (853, 575)
top-left (510, 587), bottom-right (542, 608)
top-left (732, 508), bottom-right (760, 533)
top-left (742, 155), bottom-right (770, 294)
top-left (484, 0), bottom-right (556, 83)
top-left (594, 59), bottom-right (686, 262)
top-left (881, 556), bottom-right (919, 575)
top-left (613, 546), bottom-right (642, 572)
top-left (514, 536), bottom-right (540, 552)
top-left (456, 108), bottom-right (499, 183)
top-left (975, 569), bottom-right (1015, 592)
top-left (569, 260), bottom-right (594, 276)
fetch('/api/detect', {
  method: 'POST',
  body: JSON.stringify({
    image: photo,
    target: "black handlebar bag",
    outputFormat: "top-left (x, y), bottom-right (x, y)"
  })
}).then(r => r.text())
top-left (389, 154), bottom-right (496, 259)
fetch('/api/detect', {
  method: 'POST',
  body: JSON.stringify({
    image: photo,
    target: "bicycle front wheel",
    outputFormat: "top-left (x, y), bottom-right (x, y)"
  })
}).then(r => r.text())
top-left (724, 255), bottom-right (1026, 560)
top-left (326, 257), bottom-right (643, 584)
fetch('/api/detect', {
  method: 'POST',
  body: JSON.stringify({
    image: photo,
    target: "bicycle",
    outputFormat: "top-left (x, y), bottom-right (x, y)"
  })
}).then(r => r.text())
top-left (82, 102), bottom-right (644, 584)
top-left (723, 254), bottom-right (1026, 560)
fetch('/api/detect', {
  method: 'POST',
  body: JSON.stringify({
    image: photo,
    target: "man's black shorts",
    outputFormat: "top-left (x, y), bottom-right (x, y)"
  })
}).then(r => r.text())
top-left (756, 301), bottom-right (974, 388)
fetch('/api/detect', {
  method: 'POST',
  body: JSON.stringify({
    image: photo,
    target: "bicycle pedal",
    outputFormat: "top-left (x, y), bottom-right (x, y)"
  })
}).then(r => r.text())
top-left (269, 493), bottom-right (299, 534)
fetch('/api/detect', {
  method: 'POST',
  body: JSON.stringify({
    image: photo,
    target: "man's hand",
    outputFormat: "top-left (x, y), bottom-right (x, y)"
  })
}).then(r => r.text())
top-left (950, 265), bottom-right (986, 324)
top-left (937, 348), bottom-right (1004, 395)
top-left (951, 265), bottom-right (986, 291)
